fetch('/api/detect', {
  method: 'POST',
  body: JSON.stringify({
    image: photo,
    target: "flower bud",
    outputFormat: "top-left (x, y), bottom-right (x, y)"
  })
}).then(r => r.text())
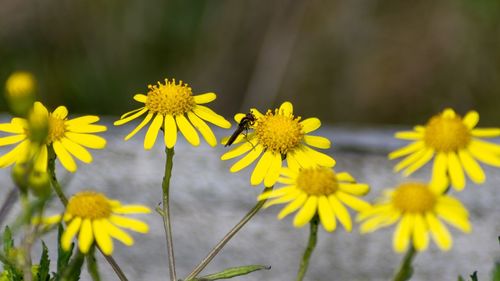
top-left (28, 171), bottom-right (51, 198)
top-left (11, 163), bottom-right (28, 193)
top-left (27, 106), bottom-right (49, 144)
top-left (5, 71), bottom-right (36, 117)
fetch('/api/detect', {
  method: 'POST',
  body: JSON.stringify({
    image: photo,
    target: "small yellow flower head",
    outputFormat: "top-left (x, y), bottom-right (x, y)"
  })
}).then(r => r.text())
top-left (5, 71), bottom-right (36, 116)
top-left (259, 165), bottom-right (370, 232)
top-left (0, 102), bottom-right (107, 172)
top-left (114, 79), bottom-right (231, 149)
top-left (222, 102), bottom-right (335, 187)
top-left (357, 181), bottom-right (471, 253)
top-left (389, 108), bottom-right (500, 191)
top-left (42, 191), bottom-right (151, 255)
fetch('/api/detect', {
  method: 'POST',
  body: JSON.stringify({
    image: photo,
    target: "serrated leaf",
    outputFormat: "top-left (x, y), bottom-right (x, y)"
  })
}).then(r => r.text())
top-left (470, 271), bottom-right (478, 281)
top-left (37, 242), bottom-right (51, 281)
top-left (195, 264), bottom-right (271, 280)
top-left (62, 252), bottom-right (84, 281)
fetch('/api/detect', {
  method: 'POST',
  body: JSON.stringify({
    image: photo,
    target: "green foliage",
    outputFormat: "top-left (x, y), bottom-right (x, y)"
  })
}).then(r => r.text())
top-left (492, 262), bottom-right (500, 281)
top-left (85, 247), bottom-right (101, 281)
top-left (187, 265), bottom-right (271, 281)
top-left (55, 224), bottom-right (75, 280)
top-left (1, 226), bottom-right (23, 281)
top-left (36, 242), bottom-right (50, 281)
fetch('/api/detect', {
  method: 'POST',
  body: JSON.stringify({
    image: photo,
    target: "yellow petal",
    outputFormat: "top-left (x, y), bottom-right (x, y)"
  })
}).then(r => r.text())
top-left (336, 191), bottom-right (371, 212)
top-left (442, 108), bottom-right (456, 118)
top-left (164, 114), bottom-right (177, 148)
top-left (93, 219), bottom-right (113, 255)
top-left (336, 172), bottom-right (355, 183)
top-left (468, 142), bottom-right (500, 167)
top-left (257, 186), bottom-right (295, 201)
top-left (67, 124), bottom-right (107, 134)
top-left (293, 196), bottom-right (318, 228)
top-left (144, 114), bottom-right (163, 149)
top-left (286, 153), bottom-right (301, 171)
top-left (176, 114), bottom-right (200, 146)
top-left (263, 189), bottom-right (301, 208)
top-left (303, 146), bottom-right (335, 167)
top-left (250, 150), bottom-right (275, 186)
top-left (78, 219), bottom-right (94, 254)
top-left (300, 118), bottom-right (320, 133)
top-left (303, 135), bottom-right (331, 149)
top-left (360, 211), bottom-right (400, 233)
top-left (394, 131), bottom-right (423, 140)
top-left (458, 149), bottom-right (485, 184)
top-left (447, 152), bottom-right (465, 190)
top-left (0, 135), bottom-right (26, 146)
top-left (125, 112), bottom-right (154, 141)
top-left (229, 144), bottom-right (263, 172)
top-left (329, 195), bottom-right (352, 232)
top-left (435, 204), bottom-right (471, 233)
top-left (114, 107), bottom-right (148, 126)
top-left (119, 107), bottom-right (145, 120)
top-left (471, 128), bottom-right (500, 138)
top-left (133, 94), bottom-right (147, 103)
top-left (221, 141), bottom-right (254, 160)
top-left (470, 139), bottom-right (500, 154)
top-left (53, 141), bottom-right (77, 172)
top-left (388, 141), bottom-right (425, 160)
top-left (0, 140), bottom-right (29, 168)
top-left (393, 148), bottom-right (427, 173)
top-left (109, 215), bottom-right (149, 233)
top-left (412, 214), bottom-right (429, 251)
top-left (188, 112), bottom-right (217, 147)
top-left (193, 105), bottom-right (231, 128)
top-left (0, 122), bottom-right (25, 134)
top-left (112, 205), bottom-right (151, 214)
top-left (462, 111), bottom-right (479, 129)
top-left (60, 138), bottom-right (93, 163)
top-left (65, 116), bottom-right (100, 126)
top-left (430, 152), bottom-right (448, 193)
top-left (279, 101), bottom-right (293, 116)
top-left (264, 152), bottom-right (282, 187)
top-left (425, 213), bottom-right (452, 251)
top-left (402, 148), bottom-right (434, 176)
top-left (277, 193), bottom-right (307, 219)
top-left (318, 196), bottom-right (336, 232)
top-left (66, 133), bottom-right (107, 149)
top-left (102, 219), bottom-right (134, 246)
top-left (338, 183), bottom-right (370, 196)
top-left (52, 106), bottom-right (68, 119)
top-left (61, 217), bottom-right (81, 251)
top-left (393, 214), bottom-right (413, 253)
top-left (193, 92), bottom-right (216, 104)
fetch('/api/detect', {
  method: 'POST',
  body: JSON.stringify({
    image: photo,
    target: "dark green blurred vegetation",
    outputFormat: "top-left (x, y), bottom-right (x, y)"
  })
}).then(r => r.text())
top-left (1, 0), bottom-right (500, 125)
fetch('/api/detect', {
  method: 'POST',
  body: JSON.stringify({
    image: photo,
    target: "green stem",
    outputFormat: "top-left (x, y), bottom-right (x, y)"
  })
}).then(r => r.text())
top-left (392, 246), bottom-right (417, 281)
top-left (184, 186), bottom-right (273, 281)
top-left (161, 147), bottom-right (177, 281)
top-left (47, 146), bottom-right (128, 281)
top-left (295, 216), bottom-right (319, 281)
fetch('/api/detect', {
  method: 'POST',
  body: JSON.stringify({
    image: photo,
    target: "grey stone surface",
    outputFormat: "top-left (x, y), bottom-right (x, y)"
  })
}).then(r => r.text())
top-left (1, 116), bottom-right (499, 281)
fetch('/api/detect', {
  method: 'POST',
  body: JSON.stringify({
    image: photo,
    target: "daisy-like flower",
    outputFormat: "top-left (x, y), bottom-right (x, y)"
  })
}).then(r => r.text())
top-left (114, 79), bottom-right (231, 149)
top-left (357, 182), bottom-right (471, 252)
top-left (221, 102), bottom-right (335, 187)
top-left (0, 102), bottom-right (107, 172)
top-left (42, 191), bottom-right (150, 255)
top-left (258, 165), bottom-right (370, 232)
top-left (389, 108), bottom-right (500, 191)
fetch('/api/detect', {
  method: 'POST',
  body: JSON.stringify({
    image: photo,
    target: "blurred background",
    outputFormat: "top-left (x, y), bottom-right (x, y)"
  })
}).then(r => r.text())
top-left (1, 0), bottom-right (500, 124)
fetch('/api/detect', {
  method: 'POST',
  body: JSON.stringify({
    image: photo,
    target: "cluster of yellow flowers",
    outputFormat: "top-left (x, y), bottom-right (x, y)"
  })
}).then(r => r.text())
top-left (1, 71), bottom-right (499, 259)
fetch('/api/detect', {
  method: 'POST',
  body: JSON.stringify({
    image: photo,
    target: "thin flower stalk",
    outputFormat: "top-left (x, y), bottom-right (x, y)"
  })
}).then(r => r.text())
top-left (161, 147), bottom-right (177, 281)
top-left (295, 216), bottom-right (319, 281)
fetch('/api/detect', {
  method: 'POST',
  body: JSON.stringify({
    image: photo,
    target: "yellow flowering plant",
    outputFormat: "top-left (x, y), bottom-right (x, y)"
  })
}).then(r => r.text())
top-left (0, 70), bottom-right (497, 281)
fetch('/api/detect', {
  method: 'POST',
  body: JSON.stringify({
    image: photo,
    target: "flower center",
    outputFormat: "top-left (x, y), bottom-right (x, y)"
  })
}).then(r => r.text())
top-left (145, 79), bottom-right (195, 116)
top-left (423, 114), bottom-right (470, 152)
top-left (47, 115), bottom-right (66, 144)
top-left (66, 191), bottom-right (112, 219)
top-left (392, 182), bottom-right (436, 213)
top-left (296, 167), bottom-right (338, 196)
top-left (254, 109), bottom-right (304, 155)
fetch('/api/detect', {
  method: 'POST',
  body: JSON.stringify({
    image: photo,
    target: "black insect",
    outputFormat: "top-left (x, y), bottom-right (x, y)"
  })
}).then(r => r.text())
top-left (225, 112), bottom-right (256, 147)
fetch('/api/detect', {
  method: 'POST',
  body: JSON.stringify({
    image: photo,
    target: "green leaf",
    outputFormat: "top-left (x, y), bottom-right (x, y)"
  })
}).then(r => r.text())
top-left (37, 242), bottom-right (51, 281)
top-left (61, 252), bottom-right (84, 281)
top-left (85, 246), bottom-right (101, 281)
top-left (2, 226), bottom-right (22, 280)
top-left (56, 224), bottom-right (74, 279)
top-left (458, 276), bottom-right (465, 281)
top-left (492, 262), bottom-right (500, 281)
top-left (194, 264), bottom-right (271, 280)
top-left (470, 271), bottom-right (478, 281)
top-left (3, 226), bottom-right (13, 253)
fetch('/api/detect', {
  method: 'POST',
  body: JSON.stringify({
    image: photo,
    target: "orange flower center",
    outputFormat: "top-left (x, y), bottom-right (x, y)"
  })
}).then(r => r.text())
top-left (392, 182), bottom-right (436, 213)
top-left (66, 191), bottom-right (112, 219)
top-left (254, 109), bottom-right (304, 155)
top-left (47, 115), bottom-right (66, 143)
top-left (296, 167), bottom-right (338, 196)
top-left (145, 79), bottom-right (195, 116)
top-left (424, 114), bottom-right (470, 152)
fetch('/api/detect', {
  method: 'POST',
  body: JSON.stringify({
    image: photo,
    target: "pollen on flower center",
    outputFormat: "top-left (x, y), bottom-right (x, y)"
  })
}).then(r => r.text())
top-left (296, 167), bottom-right (338, 196)
top-left (254, 110), bottom-right (304, 154)
top-left (145, 79), bottom-right (195, 116)
top-left (66, 191), bottom-right (112, 219)
top-left (424, 115), bottom-right (470, 152)
top-left (392, 183), bottom-right (436, 213)
top-left (47, 116), bottom-right (66, 143)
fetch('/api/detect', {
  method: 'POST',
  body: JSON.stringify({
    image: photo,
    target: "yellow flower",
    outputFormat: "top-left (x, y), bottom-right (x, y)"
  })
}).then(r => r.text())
top-left (4, 71), bottom-right (36, 116)
top-left (258, 165), bottom-right (370, 232)
top-left (357, 182), bottom-right (471, 253)
top-left (389, 108), bottom-right (500, 191)
top-left (114, 79), bottom-right (231, 149)
top-left (42, 191), bottom-right (150, 255)
top-left (221, 102), bottom-right (335, 187)
top-left (0, 102), bottom-right (107, 172)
